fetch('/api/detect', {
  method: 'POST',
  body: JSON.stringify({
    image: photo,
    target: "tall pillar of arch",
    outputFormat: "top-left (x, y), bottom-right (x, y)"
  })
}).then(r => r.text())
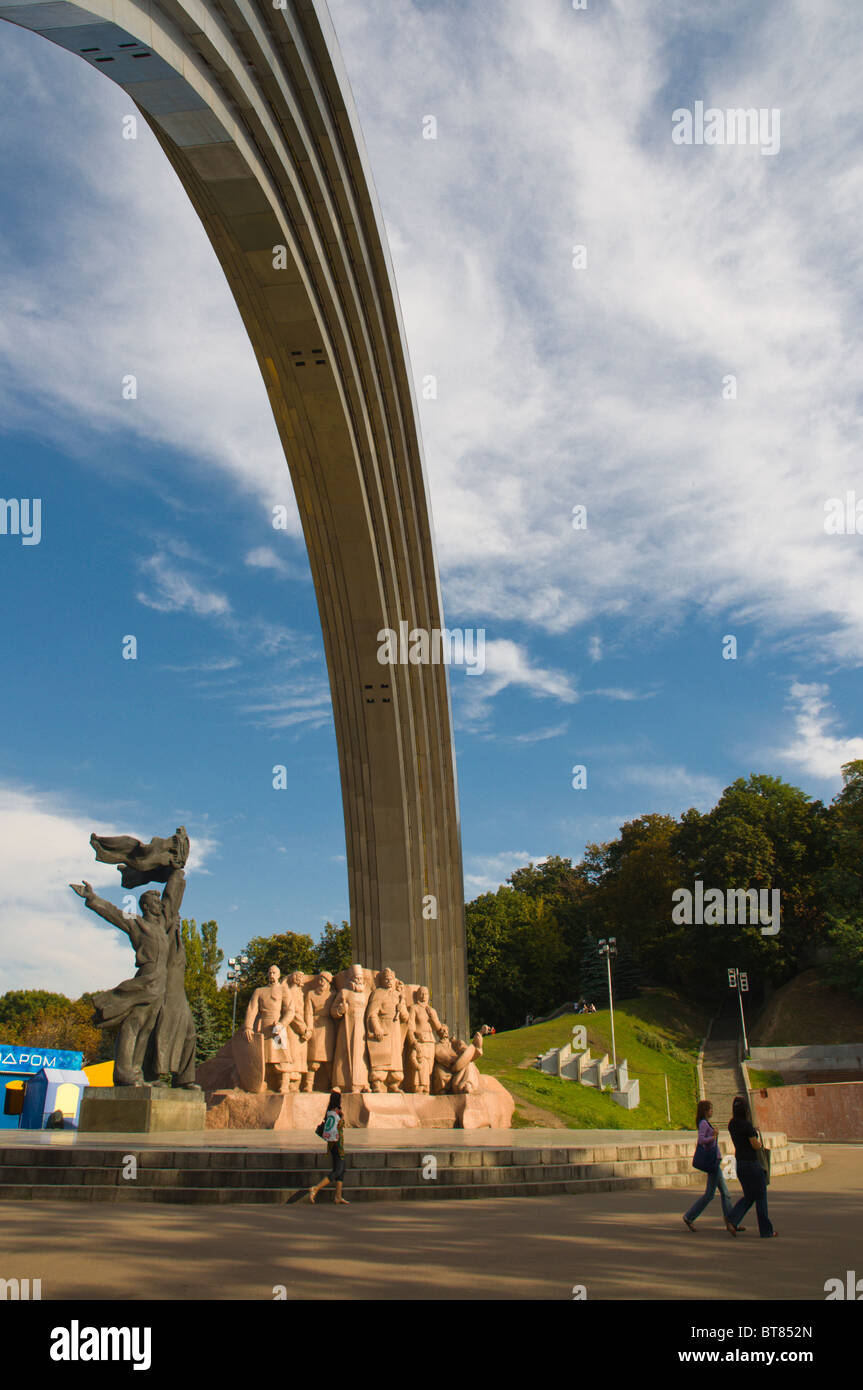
top-left (0, 0), bottom-right (468, 1034)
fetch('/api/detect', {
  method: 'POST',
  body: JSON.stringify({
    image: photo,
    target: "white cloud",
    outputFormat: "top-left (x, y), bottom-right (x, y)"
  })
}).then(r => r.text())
top-left (773, 681), bottom-right (863, 781)
top-left (454, 639), bottom-right (578, 731)
top-left (0, 784), bottom-right (218, 997)
top-left (508, 722), bottom-right (570, 745)
top-left (245, 547), bottom-right (289, 576)
top-left (136, 553), bottom-right (230, 617)
top-left (588, 636), bottom-right (603, 663)
top-left (326, 0), bottom-right (863, 660)
top-left (622, 763), bottom-right (723, 811)
top-left (464, 851), bottom-right (548, 897)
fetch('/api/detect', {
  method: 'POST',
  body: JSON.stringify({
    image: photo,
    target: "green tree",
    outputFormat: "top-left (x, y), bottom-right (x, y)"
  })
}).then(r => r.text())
top-left (234, 932), bottom-right (318, 1017)
top-left (190, 994), bottom-right (223, 1065)
top-left (466, 886), bottom-right (567, 1030)
top-left (182, 918), bottom-right (231, 1049)
top-left (313, 921), bottom-right (353, 975)
top-left (0, 990), bottom-right (74, 1033)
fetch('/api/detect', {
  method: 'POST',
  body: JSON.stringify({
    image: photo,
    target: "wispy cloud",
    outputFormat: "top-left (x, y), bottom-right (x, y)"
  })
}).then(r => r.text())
top-left (464, 850), bottom-right (548, 897)
top-left (622, 763), bottom-right (723, 811)
top-left (136, 553), bottom-right (230, 617)
top-left (773, 681), bottom-right (863, 782)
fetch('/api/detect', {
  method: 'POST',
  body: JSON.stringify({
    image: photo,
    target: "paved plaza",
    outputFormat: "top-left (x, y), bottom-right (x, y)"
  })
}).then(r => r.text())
top-left (1, 1142), bottom-right (858, 1301)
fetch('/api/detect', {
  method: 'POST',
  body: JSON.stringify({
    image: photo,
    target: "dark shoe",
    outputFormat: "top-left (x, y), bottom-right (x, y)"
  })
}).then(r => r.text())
top-left (724, 1217), bottom-right (738, 1236)
top-left (683, 1216), bottom-right (696, 1231)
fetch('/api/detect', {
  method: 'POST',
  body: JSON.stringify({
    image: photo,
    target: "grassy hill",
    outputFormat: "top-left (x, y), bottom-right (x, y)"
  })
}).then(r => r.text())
top-left (750, 969), bottom-right (863, 1046)
top-left (477, 987), bottom-right (709, 1129)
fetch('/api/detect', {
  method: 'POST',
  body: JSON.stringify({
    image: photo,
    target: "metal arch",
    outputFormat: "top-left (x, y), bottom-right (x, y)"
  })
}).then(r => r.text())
top-left (0, 0), bottom-right (468, 1034)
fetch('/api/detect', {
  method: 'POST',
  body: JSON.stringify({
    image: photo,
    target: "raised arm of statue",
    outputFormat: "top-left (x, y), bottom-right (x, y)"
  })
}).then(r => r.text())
top-left (160, 867), bottom-right (186, 927)
top-left (71, 883), bottom-right (137, 940)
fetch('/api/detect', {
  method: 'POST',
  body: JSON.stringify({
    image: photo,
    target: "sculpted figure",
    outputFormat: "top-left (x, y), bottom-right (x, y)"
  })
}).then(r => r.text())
top-left (149, 866), bottom-right (199, 1088)
top-left (90, 827), bottom-right (189, 890)
top-left (330, 964), bottom-right (371, 1094)
top-left (303, 972), bottom-right (335, 1092)
top-left (69, 878), bottom-right (171, 1087)
top-left (241, 965), bottom-right (293, 1093)
top-left (432, 1027), bottom-right (485, 1095)
top-left (365, 967), bottom-right (409, 1093)
top-left (283, 971), bottom-right (312, 1090)
top-left (71, 828), bottom-right (201, 1089)
top-left (404, 986), bottom-right (445, 1094)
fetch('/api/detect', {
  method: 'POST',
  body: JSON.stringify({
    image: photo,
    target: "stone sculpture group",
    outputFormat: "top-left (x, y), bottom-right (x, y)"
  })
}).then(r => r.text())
top-left (237, 962), bottom-right (484, 1097)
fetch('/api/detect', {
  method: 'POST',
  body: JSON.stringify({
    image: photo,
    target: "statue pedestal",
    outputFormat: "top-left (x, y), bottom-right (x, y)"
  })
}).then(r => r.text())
top-left (204, 1077), bottom-right (514, 1131)
top-left (78, 1087), bottom-right (207, 1134)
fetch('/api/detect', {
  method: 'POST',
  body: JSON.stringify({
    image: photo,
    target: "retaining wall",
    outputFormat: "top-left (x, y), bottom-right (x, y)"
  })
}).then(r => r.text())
top-left (751, 1080), bottom-right (863, 1140)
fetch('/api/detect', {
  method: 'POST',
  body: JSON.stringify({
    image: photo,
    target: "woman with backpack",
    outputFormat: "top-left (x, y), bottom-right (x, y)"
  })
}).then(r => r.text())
top-left (683, 1098), bottom-right (738, 1235)
top-left (308, 1091), bottom-right (349, 1205)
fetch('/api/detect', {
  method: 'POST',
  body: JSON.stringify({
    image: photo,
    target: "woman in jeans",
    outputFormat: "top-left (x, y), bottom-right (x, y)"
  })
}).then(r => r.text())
top-left (308, 1091), bottom-right (349, 1205)
top-left (726, 1094), bottom-right (776, 1238)
top-left (683, 1099), bottom-right (737, 1234)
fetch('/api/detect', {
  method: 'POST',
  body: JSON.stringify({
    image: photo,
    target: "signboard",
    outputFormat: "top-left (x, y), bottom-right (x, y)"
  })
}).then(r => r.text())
top-left (0, 1044), bottom-right (84, 1075)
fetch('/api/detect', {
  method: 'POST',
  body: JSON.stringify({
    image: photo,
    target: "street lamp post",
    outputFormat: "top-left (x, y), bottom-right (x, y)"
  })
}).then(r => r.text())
top-left (727, 966), bottom-right (750, 1058)
top-left (598, 937), bottom-right (618, 1080)
top-left (227, 954), bottom-right (249, 1032)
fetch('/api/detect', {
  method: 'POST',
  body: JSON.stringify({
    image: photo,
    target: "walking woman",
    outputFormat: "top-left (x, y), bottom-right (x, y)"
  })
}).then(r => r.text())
top-left (726, 1094), bottom-right (776, 1238)
top-left (308, 1091), bottom-right (349, 1205)
top-left (683, 1099), bottom-right (737, 1234)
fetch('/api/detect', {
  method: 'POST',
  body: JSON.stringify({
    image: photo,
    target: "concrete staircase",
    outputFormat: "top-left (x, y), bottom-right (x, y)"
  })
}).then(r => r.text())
top-left (0, 1133), bottom-right (819, 1204)
top-left (536, 1040), bottom-right (640, 1109)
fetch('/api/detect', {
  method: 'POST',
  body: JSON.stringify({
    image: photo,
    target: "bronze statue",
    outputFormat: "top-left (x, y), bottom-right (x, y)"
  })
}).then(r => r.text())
top-left (71, 827), bottom-right (200, 1089)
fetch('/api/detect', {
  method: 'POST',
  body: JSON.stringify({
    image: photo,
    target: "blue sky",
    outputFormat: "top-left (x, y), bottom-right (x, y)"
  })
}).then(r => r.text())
top-left (1, 0), bottom-right (862, 997)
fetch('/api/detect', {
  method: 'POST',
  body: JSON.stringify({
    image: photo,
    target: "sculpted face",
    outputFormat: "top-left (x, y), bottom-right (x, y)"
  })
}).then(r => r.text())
top-left (417, 987), bottom-right (429, 1004)
top-left (316, 972), bottom-right (332, 991)
top-left (288, 971), bottom-right (304, 987)
top-left (349, 965), bottom-right (364, 992)
top-left (381, 968), bottom-right (396, 989)
top-left (139, 891), bottom-right (162, 923)
top-left (267, 965), bottom-right (280, 985)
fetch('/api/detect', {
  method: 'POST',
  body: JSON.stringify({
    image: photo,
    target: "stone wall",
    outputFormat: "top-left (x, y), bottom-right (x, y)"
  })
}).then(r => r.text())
top-left (751, 1081), bottom-right (863, 1140)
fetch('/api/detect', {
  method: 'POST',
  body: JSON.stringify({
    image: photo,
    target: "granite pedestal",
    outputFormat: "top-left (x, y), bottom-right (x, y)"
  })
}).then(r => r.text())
top-left (78, 1087), bottom-right (207, 1134)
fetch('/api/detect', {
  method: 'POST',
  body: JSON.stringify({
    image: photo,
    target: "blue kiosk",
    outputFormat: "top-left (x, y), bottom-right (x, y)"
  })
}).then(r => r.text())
top-left (1, 1044), bottom-right (85, 1130)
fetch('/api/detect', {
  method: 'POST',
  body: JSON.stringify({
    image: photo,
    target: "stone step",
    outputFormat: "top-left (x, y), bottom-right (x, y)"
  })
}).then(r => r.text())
top-left (0, 1134), bottom-right (804, 1170)
top-left (0, 1152), bottom-right (815, 1186)
top-left (0, 1158), bottom-right (819, 1204)
top-left (0, 1143), bottom-right (820, 1202)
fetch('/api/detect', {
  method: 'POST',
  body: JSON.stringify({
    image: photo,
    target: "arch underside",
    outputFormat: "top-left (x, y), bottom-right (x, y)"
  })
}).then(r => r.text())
top-left (0, 0), bottom-right (468, 1033)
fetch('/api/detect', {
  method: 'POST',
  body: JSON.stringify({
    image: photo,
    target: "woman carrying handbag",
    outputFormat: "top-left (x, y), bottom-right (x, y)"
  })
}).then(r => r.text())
top-left (726, 1094), bottom-right (776, 1238)
top-left (683, 1099), bottom-right (737, 1234)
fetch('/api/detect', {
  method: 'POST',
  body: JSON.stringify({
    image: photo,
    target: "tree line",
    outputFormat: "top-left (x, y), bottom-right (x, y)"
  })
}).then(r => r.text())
top-left (466, 762), bottom-right (863, 1030)
top-left (3, 762), bottom-right (861, 1057)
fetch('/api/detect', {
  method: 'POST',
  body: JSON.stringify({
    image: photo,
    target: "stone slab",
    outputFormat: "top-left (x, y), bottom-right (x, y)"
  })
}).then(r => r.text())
top-left (203, 1075), bottom-right (514, 1131)
top-left (78, 1087), bottom-right (207, 1134)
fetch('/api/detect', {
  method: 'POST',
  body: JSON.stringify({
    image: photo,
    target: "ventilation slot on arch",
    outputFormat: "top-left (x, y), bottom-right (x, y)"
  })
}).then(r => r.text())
top-left (290, 348), bottom-right (327, 370)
